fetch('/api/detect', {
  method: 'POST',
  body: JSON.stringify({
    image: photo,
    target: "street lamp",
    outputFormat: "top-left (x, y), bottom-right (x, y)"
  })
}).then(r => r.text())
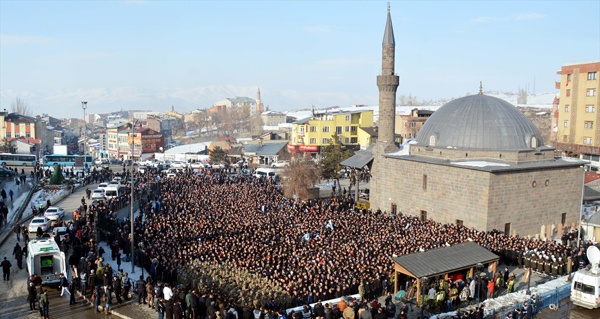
top-left (81, 101), bottom-right (88, 159)
top-left (420, 276), bottom-right (429, 319)
top-left (577, 165), bottom-right (586, 249)
top-left (130, 120), bottom-right (138, 274)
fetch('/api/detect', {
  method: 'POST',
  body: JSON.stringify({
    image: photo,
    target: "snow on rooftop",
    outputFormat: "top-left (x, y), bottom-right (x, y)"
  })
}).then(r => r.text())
top-left (451, 161), bottom-right (511, 168)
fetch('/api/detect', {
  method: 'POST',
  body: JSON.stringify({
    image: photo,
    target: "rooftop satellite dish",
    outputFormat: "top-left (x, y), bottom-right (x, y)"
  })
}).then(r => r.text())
top-left (587, 246), bottom-right (600, 267)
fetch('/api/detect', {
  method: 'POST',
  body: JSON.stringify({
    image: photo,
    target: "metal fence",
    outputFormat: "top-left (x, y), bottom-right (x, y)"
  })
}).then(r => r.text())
top-left (498, 284), bottom-right (571, 318)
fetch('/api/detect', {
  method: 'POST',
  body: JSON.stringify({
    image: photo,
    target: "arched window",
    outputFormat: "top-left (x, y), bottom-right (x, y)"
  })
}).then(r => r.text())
top-left (429, 135), bottom-right (436, 146)
top-left (531, 137), bottom-right (538, 148)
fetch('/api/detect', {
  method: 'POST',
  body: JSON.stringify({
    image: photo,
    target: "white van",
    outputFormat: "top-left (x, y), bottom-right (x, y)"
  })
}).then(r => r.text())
top-left (571, 246), bottom-right (600, 309)
top-left (27, 238), bottom-right (67, 285)
top-left (104, 185), bottom-right (125, 199)
top-left (254, 168), bottom-right (277, 180)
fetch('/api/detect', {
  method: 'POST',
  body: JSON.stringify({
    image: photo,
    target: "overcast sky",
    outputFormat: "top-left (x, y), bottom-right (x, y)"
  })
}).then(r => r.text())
top-left (1, 0), bottom-right (599, 118)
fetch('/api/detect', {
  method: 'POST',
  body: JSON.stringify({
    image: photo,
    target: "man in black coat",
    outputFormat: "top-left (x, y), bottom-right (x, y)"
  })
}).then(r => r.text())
top-left (13, 243), bottom-right (23, 269)
top-left (136, 275), bottom-right (146, 304)
top-left (2, 257), bottom-right (12, 280)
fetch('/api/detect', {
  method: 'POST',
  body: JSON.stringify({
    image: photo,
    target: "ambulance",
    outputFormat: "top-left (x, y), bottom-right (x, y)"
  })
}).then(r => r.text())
top-left (26, 238), bottom-right (67, 285)
top-left (571, 245), bottom-right (600, 309)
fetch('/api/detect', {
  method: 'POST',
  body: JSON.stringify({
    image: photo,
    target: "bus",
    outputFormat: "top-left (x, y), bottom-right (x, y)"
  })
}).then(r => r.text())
top-left (0, 153), bottom-right (37, 166)
top-left (43, 154), bottom-right (93, 168)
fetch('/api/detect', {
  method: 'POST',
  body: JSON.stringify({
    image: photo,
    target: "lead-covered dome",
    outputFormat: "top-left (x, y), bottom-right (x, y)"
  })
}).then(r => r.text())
top-left (415, 94), bottom-right (544, 151)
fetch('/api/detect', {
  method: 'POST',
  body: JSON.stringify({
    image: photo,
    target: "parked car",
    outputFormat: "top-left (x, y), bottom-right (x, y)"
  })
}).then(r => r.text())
top-left (171, 161), bottom-right (188, 169)
top-left (98, 183), bottom-right (109, 190)
top-left (91, 189), bottom-right (106, 200)
top-left (28, 216), bottom-right (52, 233)
top-left (211, 162), bottom-right (228, 169)
top-left (190, 162), bottom-right (208, 169)
top-left (271, 160), bottom-right (290, 168)
top-left (232, 160), bottom-right (248, 168)
top-left (44, 206), bottom-right (65, 221)
top-left (0, 167), bottom-right (17, 177)
top-left (51, 226), bottom-right (69, 242)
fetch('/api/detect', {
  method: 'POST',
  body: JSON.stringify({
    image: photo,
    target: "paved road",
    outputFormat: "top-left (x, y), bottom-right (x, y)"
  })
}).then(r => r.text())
top-left (0, 183), bottom-right (109, 319)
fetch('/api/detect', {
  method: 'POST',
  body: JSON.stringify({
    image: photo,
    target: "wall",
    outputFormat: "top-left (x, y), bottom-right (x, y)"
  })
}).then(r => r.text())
top-left (371, 156), bottom-right (583, 236)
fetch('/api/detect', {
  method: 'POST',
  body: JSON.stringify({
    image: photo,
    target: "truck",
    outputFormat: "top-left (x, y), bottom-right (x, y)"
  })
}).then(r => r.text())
top-left (571, 245), bottom-right (600, 309)
top-left (26, 238), bottom-right (67, 285)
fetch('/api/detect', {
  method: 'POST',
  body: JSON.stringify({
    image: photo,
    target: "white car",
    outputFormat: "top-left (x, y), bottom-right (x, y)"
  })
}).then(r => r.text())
top-left (91, 189), bottom-right (106, 200)
top-left (190, 162), bottom-right (207, 169)
top-left (28, 217), bottom-right (52, 233)
top-left (167, 173), bottom-right (177, 178)
top-left (98, 183), bottom-right (109, 190)
top-left (171, 161), bottom-right (188, 169)
top-left (271, 160), bottom-right (289, 168)
top-left (112, 176), bottom-right (123, 183)
top-left (44, 206), bottom-right (65, 221)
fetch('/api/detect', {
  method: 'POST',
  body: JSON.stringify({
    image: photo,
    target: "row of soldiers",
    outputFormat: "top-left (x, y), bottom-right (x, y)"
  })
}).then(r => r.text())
top-left (523, 251), bottom-right (567, 277)
top-left (178, 259), bottom-right (294, 311)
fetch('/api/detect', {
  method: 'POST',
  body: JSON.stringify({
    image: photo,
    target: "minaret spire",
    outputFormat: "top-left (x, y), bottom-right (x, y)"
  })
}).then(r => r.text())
top-left (376, 4), bottom-right (399, 151)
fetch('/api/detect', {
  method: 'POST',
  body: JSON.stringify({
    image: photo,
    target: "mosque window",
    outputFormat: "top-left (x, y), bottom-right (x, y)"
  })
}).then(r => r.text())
top-left (545, 180), bottom-right (550, 186)
top-left (429, 135), bottom-right (436, 146)
top-left (422, 174), bottom-right (427, 190)
top-left (532, 181), bottom-right (537, 188)
top-left (531, 137), bottom-right (538, 148)
top-left (561, 213), bottom-right (566, 225)
top-left (391, 203), bottom-right (397, 215)
top-left (456, 220), bottom-right (464, 227)
top-left (504, 223), bottom-right (511, 235)
top-left (420, 210), bottom-right (427, 221)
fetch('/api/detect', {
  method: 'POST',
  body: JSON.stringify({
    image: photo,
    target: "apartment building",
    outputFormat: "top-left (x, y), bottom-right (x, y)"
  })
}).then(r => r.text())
top-left (555, 61), bottom-right (600, 160)
top-left (289, 110), bottom-right (374, 155)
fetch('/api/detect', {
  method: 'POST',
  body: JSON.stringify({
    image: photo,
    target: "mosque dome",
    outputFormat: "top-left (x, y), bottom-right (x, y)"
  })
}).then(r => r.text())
top-left (415, 94), bottom-right (544, 151)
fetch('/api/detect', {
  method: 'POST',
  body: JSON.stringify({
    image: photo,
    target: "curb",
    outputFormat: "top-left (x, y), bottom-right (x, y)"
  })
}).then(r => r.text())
top-left (76, 291), bottom-right (135, 319)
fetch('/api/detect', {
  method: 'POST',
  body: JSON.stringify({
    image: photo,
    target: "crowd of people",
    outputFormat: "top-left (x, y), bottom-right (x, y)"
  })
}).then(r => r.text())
top-left (11, 163), bottom-right (592, 319)
top-left (120, 168), bottom-right (588, 312)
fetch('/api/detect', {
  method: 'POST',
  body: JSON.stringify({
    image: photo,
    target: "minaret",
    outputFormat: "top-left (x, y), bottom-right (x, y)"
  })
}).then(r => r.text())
top-left (376, 4), bottom-right (399, 152)
top-left (256, 87), bottom-right (264, 113)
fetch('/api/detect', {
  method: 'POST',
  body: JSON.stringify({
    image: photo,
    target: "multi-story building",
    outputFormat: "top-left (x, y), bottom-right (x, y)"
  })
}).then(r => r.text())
top-left (261, 111), bottom-right (287, 127)
top-left (289, 110), bottom-right (374, 156)
top-left (395, 108), bottom-right (434, 142)
top-left (555, 61), bottom-right (600, 160)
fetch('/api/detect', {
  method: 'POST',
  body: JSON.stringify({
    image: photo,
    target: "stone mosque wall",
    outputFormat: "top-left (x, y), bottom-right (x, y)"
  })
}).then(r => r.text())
top-left (370, 156), bottom-right (582, 237)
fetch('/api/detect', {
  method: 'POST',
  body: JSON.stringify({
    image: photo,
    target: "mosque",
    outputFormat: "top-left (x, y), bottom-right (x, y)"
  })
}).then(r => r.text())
top-left (366, 7), bottom-right (583, 237)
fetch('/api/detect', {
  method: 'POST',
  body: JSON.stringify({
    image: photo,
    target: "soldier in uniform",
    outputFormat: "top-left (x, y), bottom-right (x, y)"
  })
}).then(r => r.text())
top-left (524, 251), bottom-right (531, 269)
top-left (531, 255), bottom-right (538, 273)
top-left (559, 257), bottom-right (566, 276)
top-left (537, 255), bottom-right (545, 274)
top-left (544, 256), bottom-right (551, 276)
top-left (551, 258), bottom-right (559, 277)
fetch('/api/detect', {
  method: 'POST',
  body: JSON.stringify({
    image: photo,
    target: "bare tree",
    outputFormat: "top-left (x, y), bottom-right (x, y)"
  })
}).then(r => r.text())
top-left (10, 97), bottom-right (33, 116)
top-left (398, 94), bottom-right (419, 106)
top-left (282, 159), bottom-right (321, 200)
